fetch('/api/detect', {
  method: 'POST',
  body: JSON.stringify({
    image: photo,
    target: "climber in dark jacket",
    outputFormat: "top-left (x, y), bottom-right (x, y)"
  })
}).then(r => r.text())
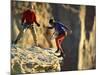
top-left (47, 19), bottom-right (72, 57)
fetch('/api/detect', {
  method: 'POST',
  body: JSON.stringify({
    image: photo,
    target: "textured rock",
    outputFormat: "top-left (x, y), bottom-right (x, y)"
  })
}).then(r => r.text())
top-left (11, 44), bottom-right (63, 74)
top-left (78, 6), bottom-right (96, 69)
top-left (11, 1), bottom-right (96, 71)
top-left (11, 1), bottom-right (56, 48)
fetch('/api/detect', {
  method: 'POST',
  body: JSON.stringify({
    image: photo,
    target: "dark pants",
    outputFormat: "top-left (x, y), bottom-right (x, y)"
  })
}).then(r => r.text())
top-left (14, 24), bottom-right (37, 45)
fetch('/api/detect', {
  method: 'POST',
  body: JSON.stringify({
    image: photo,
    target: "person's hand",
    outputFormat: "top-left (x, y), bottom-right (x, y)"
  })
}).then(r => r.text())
top-left (46, 27), bottom-right (49, 29)
top-left (37, 23), bottom-right (40, 27)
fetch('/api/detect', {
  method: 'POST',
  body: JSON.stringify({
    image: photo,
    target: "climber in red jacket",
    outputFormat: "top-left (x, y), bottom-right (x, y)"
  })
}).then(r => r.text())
top-left (14, 6), bottom-right (40, 45)
top-left (21, 9), bottom-right (40, 26)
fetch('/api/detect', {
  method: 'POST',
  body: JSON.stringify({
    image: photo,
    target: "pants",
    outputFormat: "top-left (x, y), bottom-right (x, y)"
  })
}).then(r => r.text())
top-left (14, 24), bottom-right (37, 45)
top-left (55, 33), bottom-right (65, 54)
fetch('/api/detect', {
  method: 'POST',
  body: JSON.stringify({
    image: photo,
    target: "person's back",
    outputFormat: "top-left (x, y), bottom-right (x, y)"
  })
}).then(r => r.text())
top-left (22, 9), bottom-right (36, 25)
top-left (14, 8), bottom-right (40, 44)
top-left (54, 22), bottom-right (65, 34)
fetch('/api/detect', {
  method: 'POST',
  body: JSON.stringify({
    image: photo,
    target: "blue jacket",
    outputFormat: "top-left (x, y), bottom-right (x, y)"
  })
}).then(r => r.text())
top-left (53, 22), bottom-right (69, 34)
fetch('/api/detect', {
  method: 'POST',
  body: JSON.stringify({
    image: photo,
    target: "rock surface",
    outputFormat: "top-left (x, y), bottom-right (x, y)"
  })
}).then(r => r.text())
top-left (11, 1), bottom-right (56, 48)
top-left (11, 1), bottom-right (96, 71)
top-left (11, 44), bottom-right (63, 74)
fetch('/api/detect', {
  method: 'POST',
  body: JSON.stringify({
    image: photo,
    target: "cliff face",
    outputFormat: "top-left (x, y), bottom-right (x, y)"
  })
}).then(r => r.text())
top-left (11, 2), bottom-right (62, 74)
top-left (78, 6), bottom-right (96, 69)
top-left (50, 4), bottom-right (81, 70)
top-left (11, 45), bottom-right (62, 74)
top-left (11, 1), bottom-right (56, 48)
top-left (50, 4), bottom-right (96, 70)
top-left (11, 1), bottom-right (96, 72)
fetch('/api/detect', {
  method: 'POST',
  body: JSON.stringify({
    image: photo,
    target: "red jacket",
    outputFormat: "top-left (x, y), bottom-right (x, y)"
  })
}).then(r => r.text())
top-left (22, 10), bottom-right (37, 25)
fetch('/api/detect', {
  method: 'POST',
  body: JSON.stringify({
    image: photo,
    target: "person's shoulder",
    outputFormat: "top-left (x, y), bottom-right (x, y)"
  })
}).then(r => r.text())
top-left (25, 9), bottom-right (33, 13)
top-left (24, 9), bottom-right (29, 12)
top-left (54, 21), bottom-right (60, 24)
top-left (23, 10), bottom-right (29, 14)
top-left (31, 10), bottom-right (35, 14)
top-left (56, 21), bottom-right (64, 26)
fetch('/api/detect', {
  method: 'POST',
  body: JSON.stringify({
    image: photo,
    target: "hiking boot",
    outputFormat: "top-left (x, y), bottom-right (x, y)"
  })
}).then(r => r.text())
top-left (13, 40), bottom-right (18, 44)
top-left (58, 52), bottom-right (65, 58)
top-left (55, 48), bottom-right (59, 53)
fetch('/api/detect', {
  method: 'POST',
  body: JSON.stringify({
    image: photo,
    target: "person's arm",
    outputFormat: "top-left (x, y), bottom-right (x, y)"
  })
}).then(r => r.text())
top-left (47, 26), bottom-right (54, 29)
top-left (34, 18), bottom-right (40, 27)
top-left (35, 21), bottom-right (40, 27)
top-left (61, 24), bottom-right (72, 35)
top-left (21, 12), bottom-right (25, 25)
top-left (33, 12), bottom-right (40, 27)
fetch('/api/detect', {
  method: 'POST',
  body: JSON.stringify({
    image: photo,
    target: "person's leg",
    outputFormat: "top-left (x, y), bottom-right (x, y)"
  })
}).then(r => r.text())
top-left (30, 26), bottom-right (38, 46)
top-left (58, 35), bottom-right (65, 53)
top-left (55, 33), bottom-right (65, 53)
top-left (14, 29), bottom-right (24, 44)
top-left (14, 24), bottom-right (27, 44)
